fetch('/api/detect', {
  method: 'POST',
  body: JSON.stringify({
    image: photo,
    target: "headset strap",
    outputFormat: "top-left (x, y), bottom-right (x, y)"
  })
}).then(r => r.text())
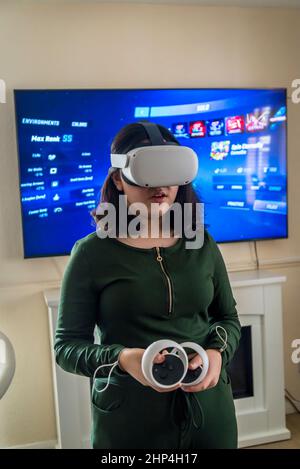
top-left (137, 120), bottom-right (165, 145)
top-left (110, 153), bottom-right (128, 168)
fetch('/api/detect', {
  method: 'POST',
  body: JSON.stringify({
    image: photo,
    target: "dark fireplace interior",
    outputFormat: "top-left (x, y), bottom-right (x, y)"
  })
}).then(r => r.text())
top-left (227, 325), bottom-right (254, 399)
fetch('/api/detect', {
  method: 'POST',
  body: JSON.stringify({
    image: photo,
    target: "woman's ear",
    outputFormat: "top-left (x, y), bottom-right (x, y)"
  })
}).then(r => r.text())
top-left (111, 170), bottom-right (123, 192)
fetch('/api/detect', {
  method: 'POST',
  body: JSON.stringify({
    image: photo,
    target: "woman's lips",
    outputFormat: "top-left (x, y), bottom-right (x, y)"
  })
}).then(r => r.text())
top-left (150, 195), bottom-right (167, 202)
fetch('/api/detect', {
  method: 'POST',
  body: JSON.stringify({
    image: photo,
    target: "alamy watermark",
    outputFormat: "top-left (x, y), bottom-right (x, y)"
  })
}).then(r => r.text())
top-left (291, 79), bottom-right (300, 103)
top-left (0, 79), bottom-right (6, 104)
top-left (291, 339), bottom-right (300, 364)
top-left (95, 195), bottom-right (205, 250)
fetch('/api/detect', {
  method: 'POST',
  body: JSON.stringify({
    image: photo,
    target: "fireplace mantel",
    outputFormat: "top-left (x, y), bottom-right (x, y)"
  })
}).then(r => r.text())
top-left (44, 269), bottom-right (291, 448)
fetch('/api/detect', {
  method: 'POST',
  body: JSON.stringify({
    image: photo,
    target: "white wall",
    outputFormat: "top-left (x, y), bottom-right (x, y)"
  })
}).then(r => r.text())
top-left (0, 0), bottom-right (300, 447)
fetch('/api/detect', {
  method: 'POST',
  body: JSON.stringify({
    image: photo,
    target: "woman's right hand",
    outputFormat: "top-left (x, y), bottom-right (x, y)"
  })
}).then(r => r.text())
top-left (118, 347), bottom-right (182, 393)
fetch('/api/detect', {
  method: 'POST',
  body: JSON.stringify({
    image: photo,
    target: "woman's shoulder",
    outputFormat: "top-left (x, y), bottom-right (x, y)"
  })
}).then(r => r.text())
top-left (188, 227), bottom-right (219, 256)
top-left (70, 229), bottom-right (111, 256)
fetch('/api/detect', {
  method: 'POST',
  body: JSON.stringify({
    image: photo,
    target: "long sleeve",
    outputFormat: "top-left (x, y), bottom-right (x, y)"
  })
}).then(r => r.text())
top-left (204, 232), bottom-right (242, 369)
top-left (54, 240), bottom-right (127, 378)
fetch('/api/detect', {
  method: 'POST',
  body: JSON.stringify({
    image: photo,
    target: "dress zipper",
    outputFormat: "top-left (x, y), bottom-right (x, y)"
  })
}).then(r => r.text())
top-left (155, 247), bottom-right (173, 315)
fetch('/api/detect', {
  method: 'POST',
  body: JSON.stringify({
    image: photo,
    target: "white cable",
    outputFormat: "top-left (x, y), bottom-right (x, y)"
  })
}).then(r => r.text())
top-left (215, 325), bottom-right (228, 353)
top-left (92, 360), bottom-right (119, 394)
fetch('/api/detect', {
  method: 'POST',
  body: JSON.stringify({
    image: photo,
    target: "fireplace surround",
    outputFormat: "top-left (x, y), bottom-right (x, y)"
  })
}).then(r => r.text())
top-left (44, 269), bottom-right (291, 448)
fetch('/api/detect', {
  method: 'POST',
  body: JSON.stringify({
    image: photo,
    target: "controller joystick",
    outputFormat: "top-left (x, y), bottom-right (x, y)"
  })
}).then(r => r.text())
top-left (152, 354), bottom-right (185, 386)
top-left (141, 339), bottom-right (209, 389)
top-left (182, 364), bottom-right (203, 384)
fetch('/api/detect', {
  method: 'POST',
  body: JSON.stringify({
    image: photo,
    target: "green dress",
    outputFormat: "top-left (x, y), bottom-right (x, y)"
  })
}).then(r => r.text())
top-left (54, 228), bottom-right (241, 449)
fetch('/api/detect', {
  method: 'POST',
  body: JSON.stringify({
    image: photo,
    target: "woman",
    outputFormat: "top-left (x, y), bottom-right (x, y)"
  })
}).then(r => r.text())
top-left (54, 122), bottom-right (241, 449)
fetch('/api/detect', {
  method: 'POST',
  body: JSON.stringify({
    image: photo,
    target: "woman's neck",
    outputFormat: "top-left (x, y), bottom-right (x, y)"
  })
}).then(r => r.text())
top-left (139, 220), bottom-right (174, 239)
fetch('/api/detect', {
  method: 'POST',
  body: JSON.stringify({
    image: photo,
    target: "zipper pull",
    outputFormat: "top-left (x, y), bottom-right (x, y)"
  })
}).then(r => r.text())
top-left (156, 246), bottom-right (162, 262)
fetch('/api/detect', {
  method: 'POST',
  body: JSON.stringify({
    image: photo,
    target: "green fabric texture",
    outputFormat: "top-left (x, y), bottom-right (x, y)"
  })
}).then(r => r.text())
top-left (54, 228), bottom-right (241, 379)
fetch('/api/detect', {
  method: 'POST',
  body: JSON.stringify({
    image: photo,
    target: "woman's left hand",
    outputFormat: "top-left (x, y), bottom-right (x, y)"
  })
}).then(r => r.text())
top-left (181, 349), bottom-right (222, 392)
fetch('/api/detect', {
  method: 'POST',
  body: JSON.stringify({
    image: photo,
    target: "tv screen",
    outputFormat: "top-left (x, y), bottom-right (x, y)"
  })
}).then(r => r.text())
top-left (14, 88), bottom-right (287, 258)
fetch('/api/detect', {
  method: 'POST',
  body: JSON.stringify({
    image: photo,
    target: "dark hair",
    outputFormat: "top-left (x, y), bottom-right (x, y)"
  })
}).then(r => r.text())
top-left (90, 122), bottom-right (208, 236)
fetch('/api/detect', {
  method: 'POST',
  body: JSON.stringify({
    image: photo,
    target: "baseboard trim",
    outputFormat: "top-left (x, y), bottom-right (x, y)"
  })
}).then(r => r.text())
top-left (238, 428), bottom-right (292, 448)
top-left (2, 439), bottom-right (57, 450)
top-left (285, 396), bottom-right (300, 414)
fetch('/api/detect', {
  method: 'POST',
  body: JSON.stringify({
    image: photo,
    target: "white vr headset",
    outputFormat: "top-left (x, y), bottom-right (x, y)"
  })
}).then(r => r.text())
top-left (109, 121), bottom-right (199, 188)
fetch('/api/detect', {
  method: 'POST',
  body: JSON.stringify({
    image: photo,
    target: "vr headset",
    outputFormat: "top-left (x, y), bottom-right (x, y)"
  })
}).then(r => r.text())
top-left (109, 121), bottom-right (199, 187)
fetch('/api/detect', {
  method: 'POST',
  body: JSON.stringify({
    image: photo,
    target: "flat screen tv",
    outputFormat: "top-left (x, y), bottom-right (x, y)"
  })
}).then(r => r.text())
top-left (14, 88), bottom-right (287, 258)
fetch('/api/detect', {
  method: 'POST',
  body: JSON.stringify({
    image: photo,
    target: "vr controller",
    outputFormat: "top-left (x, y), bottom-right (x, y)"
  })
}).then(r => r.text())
top-left (141, 339), bottom-right (209, 389)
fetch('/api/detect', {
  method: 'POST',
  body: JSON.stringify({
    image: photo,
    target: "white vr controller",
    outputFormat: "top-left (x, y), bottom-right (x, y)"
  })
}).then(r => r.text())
top-left (141, 339), bottom-right (209, 389)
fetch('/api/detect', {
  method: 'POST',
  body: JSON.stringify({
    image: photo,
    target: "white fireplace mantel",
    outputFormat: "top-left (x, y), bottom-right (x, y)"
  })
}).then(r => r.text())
top-left (44, 269), bottom-right (291, 449)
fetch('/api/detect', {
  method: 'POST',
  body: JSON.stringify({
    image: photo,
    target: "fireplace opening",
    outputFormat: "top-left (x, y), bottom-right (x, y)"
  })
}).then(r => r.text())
top-left (227, 325), bottom-right (254, 399)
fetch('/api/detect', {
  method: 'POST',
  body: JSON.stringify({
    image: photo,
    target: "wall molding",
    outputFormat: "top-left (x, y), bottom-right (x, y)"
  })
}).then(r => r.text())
top-left (2, 439), bottom-right (57, 450)
top-left (227, 257), bottom-right (300, 272)
top-left (0, 280), bottom-right (61, 291)
top-left (257, 257), bottom-right (300, 269)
